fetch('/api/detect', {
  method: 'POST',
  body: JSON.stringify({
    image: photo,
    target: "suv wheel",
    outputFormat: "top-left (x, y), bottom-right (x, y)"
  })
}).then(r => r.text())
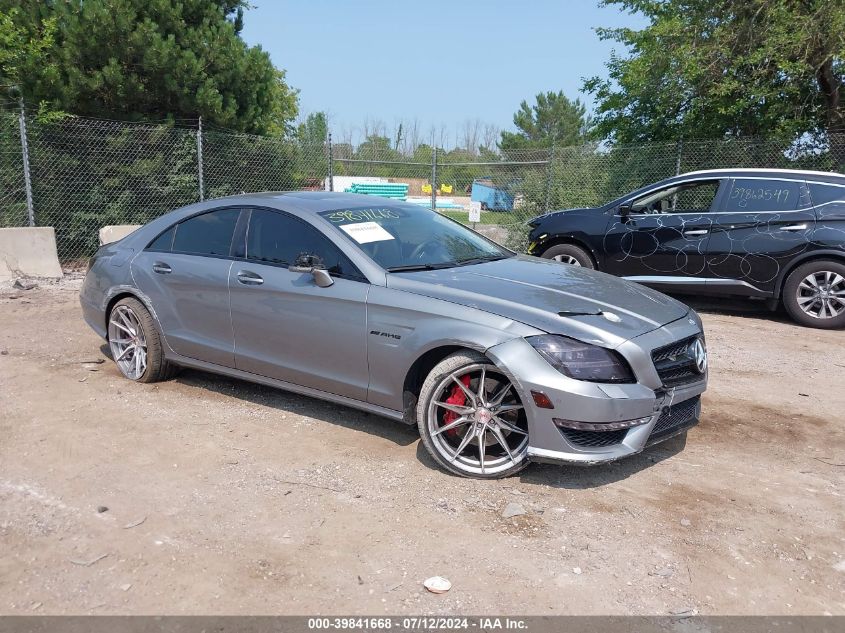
top-left (783, 260), bottom-right (845, 329)
top-left (540, 243), bottom-right (595, 269)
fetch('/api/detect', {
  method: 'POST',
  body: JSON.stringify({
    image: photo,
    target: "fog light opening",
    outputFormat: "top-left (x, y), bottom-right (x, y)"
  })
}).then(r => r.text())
top-left (553, 416), bottom-right (653, 432)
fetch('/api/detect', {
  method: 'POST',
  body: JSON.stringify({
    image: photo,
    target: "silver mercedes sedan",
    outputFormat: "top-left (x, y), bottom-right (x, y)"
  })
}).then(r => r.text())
top-left (81, 192), bottom-right (708, 478)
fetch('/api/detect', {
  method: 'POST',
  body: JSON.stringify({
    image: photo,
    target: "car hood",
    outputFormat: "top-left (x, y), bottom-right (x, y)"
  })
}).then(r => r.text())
top-left (530, 207), bottom-right (597, 225)
top-left (386, 256), bottom-right (691, 347)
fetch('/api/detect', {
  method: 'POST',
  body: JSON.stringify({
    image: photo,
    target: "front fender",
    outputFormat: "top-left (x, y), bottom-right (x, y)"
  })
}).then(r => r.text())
top-left (364, 285), bottom-right (542, 411)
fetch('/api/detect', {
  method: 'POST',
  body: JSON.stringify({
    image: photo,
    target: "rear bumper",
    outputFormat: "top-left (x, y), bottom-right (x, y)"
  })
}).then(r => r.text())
top-left (80, 276), bottom-right (107, 339)
top-left (485, 317), bottom-right (706, 465)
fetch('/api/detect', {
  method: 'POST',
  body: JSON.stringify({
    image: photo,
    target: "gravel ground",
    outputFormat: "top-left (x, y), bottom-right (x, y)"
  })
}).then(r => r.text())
top-left (0, 276), bottom-right (843, 615)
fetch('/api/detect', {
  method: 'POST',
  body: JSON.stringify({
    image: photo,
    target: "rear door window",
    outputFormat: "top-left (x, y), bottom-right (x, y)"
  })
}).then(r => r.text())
top-left (723, 179), bottom-right (807, 212)
top-left (171, 208), bottom-right (241, 256)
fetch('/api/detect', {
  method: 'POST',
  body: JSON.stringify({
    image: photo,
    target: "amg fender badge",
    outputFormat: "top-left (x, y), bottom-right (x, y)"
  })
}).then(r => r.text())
top-left (370, 330), bottom-right (401, 340)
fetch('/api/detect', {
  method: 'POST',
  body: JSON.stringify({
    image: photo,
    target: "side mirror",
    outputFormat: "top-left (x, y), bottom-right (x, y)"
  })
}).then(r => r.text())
top-left (288, 254), bottom-right (334, 288)
top-left (618, 202), bottom-right (632, 216)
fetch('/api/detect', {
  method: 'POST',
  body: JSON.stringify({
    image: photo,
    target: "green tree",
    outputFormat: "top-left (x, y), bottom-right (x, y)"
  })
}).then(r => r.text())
top-left (297, 112), bottom-right (328, 146)
top-left (354, 134), bottom-right (399, 161)
top-left (1, 0), bottom-right (297, 134)
top-left (296, 112), bottom-right (329, 182)
top-left (585, 0), bottom-right (845, 143)
top-left (0, 7), bottom-right (57, 98)
top-left (499, 91), bottom-right (589, 150)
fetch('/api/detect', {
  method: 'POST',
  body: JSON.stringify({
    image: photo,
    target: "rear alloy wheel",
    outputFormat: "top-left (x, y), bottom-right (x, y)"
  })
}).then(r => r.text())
top-left (108, 297), bottom-right (176, 382)
top-left (540, 243), bottom-right (595, 269)
top-left (783, 260), bottom-right (845, 329)
top-left (417, 351), bottom-right (529, 478)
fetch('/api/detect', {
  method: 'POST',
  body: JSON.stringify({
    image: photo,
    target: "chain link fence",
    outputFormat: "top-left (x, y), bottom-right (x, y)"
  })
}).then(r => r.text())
top-left (2, 106), bottom-right (844, 263)
top-left (0, 110), bottom-right (328, 264)
top-left (0, 110), bottom-right (29, 229)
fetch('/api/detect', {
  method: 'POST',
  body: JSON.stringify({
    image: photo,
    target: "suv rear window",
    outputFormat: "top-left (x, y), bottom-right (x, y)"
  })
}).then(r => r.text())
top-left (808, 182), bottom-right (845, 207)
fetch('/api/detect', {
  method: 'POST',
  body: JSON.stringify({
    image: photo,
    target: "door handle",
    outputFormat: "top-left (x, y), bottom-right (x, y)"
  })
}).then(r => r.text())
top-left (236, 270), bottom-right (264, 285)
top-left (780, 224), bottom-right (808, 232)
top-left (683, 229), bottom-right (709, 236)
top-left (152, 262), bottom-right (172, 274)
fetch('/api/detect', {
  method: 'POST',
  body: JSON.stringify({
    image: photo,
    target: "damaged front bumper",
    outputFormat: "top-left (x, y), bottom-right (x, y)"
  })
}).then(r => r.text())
top-left (486, 315), bottom-right (707, 466)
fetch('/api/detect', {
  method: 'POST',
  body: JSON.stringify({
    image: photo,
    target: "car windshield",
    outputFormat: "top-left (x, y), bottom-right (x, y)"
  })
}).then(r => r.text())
top-left (318, 205), bottom-right (511, 272)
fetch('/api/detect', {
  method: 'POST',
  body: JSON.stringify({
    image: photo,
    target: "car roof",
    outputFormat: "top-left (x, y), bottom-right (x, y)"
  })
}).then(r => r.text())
top-left (208, 190), bottom-right (405, 213)
top-left (676, 168), bottom-right (845, 184)
top-left (592, 167), bottom-right (845, 210)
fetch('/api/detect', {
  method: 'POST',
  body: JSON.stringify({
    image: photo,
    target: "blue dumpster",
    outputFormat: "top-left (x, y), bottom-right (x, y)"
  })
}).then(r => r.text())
top-left (470, 178), bottom-right (514, 212)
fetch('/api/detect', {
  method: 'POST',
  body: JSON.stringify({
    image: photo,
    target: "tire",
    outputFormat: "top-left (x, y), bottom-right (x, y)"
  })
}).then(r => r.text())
top-left (540, 243), bottom-right (595, 269)
top-left (107, 297), bottom-right (177, 382)
top-left (416, 350), bottom-right (530, 479)
top-left (782, 260), bottom-right (845, 329)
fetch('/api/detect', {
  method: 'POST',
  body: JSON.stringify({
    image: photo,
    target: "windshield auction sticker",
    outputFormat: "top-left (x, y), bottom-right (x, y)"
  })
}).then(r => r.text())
top-left (322, 208), bottom-right (403, 224)
top-left (339, 221), bottom-right (395, 244)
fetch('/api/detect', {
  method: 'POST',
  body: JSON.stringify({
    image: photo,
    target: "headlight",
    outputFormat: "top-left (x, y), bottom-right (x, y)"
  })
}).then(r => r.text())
top-left (527, 334), bottom-right (635, 383)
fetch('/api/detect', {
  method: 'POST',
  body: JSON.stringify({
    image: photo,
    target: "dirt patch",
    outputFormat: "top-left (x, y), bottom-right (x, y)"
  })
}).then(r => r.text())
top-left (0, 283), bottom-right (843, 615)
top-left (698, 399), bottom-right (831, 445)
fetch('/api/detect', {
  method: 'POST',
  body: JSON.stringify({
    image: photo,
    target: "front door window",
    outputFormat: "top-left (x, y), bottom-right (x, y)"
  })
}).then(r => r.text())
top-left (631, 180), bottom-right (721, 215)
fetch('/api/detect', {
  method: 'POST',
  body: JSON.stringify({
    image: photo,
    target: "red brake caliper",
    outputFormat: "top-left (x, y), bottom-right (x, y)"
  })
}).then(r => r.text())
top-left (441, 374), bottom-right (472, 438)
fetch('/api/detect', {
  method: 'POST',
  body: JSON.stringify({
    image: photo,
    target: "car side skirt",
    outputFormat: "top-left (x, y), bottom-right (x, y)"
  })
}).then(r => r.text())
top-left (165, 351), bottom-right (407, 423)
top-left (624, 276), bottom-right (773, 298)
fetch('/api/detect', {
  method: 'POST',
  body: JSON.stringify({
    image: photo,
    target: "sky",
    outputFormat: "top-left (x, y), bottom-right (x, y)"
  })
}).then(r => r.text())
top-left (240, 1), bottom-right (647, 146)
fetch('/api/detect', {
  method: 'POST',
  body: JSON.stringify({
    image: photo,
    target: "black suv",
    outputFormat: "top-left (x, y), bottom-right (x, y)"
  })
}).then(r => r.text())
top-left (527, 169), bottom-right (845, 328)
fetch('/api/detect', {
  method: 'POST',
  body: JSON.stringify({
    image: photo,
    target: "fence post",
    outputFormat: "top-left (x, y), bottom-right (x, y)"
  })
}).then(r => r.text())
top-left (18, 98), bottom-right (35, 227)
top-left (196, 116), bottom-right (204, 201)
top-left (327, 132), bottom-right (334, 192)
top-left (430, 148), bottom-right (437, 211)
top-left (544, 140), bottom-right (556, 213)
top-left (675, 137), bottom-right (683, 176)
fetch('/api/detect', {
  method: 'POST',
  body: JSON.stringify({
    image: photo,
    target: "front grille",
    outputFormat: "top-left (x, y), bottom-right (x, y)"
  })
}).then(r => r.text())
top-left (560, 428), bottom-right (628, 448)
top-left (646, 396), bottom-right (700, 446)
top-left (651, 336), bottom-right (704, 387)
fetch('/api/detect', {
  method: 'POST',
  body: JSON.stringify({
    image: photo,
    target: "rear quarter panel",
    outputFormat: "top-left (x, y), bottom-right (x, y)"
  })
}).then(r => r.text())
top-left (80, 249), bottom-right (137, 338)
top-left (812, 194), bottom-right (845, 251)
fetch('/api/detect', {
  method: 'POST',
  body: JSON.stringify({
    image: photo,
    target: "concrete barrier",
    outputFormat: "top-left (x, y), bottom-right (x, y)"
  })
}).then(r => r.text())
top-left (99, 224), bottom-right (141, 246)
top-left (0, 227), bottom-right (64, 281)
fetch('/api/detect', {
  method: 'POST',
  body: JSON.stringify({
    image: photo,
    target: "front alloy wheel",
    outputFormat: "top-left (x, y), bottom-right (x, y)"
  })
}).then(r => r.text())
top-left (540, 243), bottom-right (594, 269)
top-left (417, 352), bottom-right (529, 478)
top-left (553, 254), bottom-right (581, 266)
